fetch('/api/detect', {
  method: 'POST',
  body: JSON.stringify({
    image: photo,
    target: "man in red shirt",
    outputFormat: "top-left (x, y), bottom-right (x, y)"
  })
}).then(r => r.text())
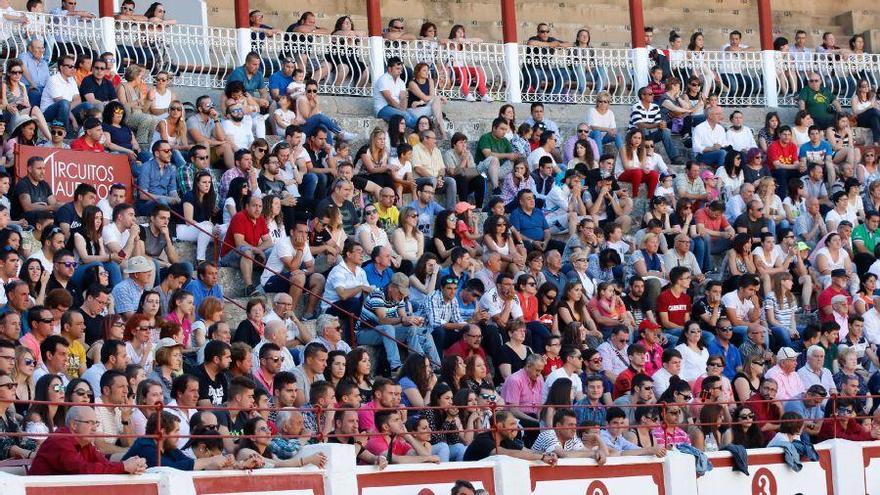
top-left (695, 200), bottom-right (736, 255)
top-left (29, 405), bottom-right (147, 475)
top-left (655, 266), bottom-right (691, 344)
top-left (746, 378), bottom-right (783, 442)
top-left (612, 343), bottom-right (647, 399)
top-left (767, 125), bottom-right (801, 195)
top-left (220, 194), bottom-right (272, 296)
top-left (69, 118), bottom-right (105, 152)
top-left (817, 269), bottom-right (853, 322)
top-left (444, 324), bottom-right (488, 362)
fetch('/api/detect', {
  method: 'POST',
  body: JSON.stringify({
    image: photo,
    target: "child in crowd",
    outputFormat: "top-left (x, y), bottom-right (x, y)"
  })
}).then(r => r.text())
top-left (391, 143), bottom-right (415, 200)
top-left (654, 172), bottom-right (676, 206)
top-left (272, 95), bottom-right (297, 135)
top-left (287, 68), bottom-right (306, 99)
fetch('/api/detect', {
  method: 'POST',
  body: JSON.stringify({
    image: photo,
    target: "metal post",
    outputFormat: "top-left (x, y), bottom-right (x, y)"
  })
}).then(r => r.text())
top-left (499, 0), bottom-right (521, 103)
top-left (757, 0), bottom-right (779, 107)
top-left (366, 0), bottom-right (385, 84)
top-left (233, 0), bottom-right (251, 66)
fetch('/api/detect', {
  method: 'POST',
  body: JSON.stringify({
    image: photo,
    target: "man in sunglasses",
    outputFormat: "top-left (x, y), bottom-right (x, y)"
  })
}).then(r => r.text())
top-left (797, 71), bottom-right (842, 130)
top-left (746, 377), bottom-right (783, 442)
top-left (40, 54), bottom-right (85, 132)
top-left (79, 58), bottom-right (115, 112)
top-left (188, 95), bottom-right (236, 169)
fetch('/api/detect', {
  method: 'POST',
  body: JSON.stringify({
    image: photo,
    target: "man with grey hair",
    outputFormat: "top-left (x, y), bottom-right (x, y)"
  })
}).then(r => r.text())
top-left (360, 272), bottom-right (441, 370)
top-left (264, 292), bottom-right (311, 349)
top-left (474, 252), bottom-right (502, 293)
top-left (797, 344), bottom-right (838, 394)
top-left (664, 233), bottom-right (704, 284)
top-left (500, 353), bottom-right (546, 435)
top-left (413, 129), bottom-right (457, 209)
top-left (725, 182), bottom-right (756, 223)
top-left (22, 38), bottom-right (50, 106)
top-left (314, 314), bottom-right (352, 353)
top-left (252, 320), bottom-right (296, 375)
top-left (29, 405), bottom-right (147, 475)
top-left (267, 409), bottom-right (327, 467)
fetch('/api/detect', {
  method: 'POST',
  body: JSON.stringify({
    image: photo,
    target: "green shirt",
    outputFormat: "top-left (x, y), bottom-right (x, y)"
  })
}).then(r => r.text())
top-left (475, 132), bottom-right (513, 163)
top-left (852, 224), bottom-right (880, 254)
top-left (797, 86), bottom-right (836, 125)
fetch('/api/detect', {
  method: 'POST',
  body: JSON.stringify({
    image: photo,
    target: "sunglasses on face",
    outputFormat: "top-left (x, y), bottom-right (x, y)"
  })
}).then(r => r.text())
top-left (739, 413), bottom-right (755, 420)
top-left (51, 130), bottom-right (65, 137)
top-left (51, 384), bottom-right (65, 393)
top-left (23, 359), bottom-right (35, 366)
top-left (56, 261), bottom-right (78, 268)
top-left (306, 89), bottom-right (318, 94)
top-left (9, 70), bottom-right (22, 75)
top-left (73, 389), bottom-right (93, 398)
top-left (0, 382), bottom-right (16, 389)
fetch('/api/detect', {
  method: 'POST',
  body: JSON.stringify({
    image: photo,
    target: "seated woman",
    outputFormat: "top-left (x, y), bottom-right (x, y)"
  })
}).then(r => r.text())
top-left (70, 205), bottom-right (124, 289)
top-left (236, 417), bottom-right (327, 468)
top-left (557, 280), bottom-right (602, 349)
top-left (391, 206), bottom-right (425, 275)
top-left (514, 274), bottom-right (551, 353)
top-left (407, 62), bottom-right (447, 139)
top-left (482, 213), bottom-right (525, 273)
top-left (432, 209), bottom-right (461, 265)
top-left (588, 281), bottom-right (634, 338)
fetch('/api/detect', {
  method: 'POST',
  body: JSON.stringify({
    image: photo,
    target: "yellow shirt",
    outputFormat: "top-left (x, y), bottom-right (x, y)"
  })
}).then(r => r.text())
top-left (375, 202), bottom-right (399, 232)
top-left (64, 337), bottom-right (86, 379)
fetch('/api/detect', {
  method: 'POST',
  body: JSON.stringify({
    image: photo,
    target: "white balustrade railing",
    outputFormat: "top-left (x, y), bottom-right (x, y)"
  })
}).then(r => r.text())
top-left (518, 45), bottom-right (637, 105)
top-left (669, 49), bottom-right (765, 106)
top-left (7, 15), bottom-right (880, 109)
top-left (776, 50), bottom-right (880, 106)
top-left (389, 39), bottom-right (508, 102)
top-left (115, 20), bottom-right (237, 88)
top-left (0, 12), bottom-right (103, 66)
top-left (257, 32), bottom-right (372, 96)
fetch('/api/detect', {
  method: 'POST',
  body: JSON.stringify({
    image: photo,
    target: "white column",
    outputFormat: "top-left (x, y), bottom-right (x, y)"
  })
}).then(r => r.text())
top-left (99, 16), bottom-right (116, 56)
top-left (761, 49), bottom-right (779, 107)
top-left (368, 35), bottom-right (385, 85)
top-left (235, 27), bottom-right (251, 66)
top-left (632, 47), bottom-right (650, 90)
top-left (503, 42), bottom-right (521, 103)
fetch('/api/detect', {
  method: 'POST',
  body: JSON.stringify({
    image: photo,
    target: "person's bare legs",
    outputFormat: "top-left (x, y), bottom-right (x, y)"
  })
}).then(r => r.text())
top-left (306, 273), bottom-right (326, 315)
top-left (288, 270), bottom-right (307, 312)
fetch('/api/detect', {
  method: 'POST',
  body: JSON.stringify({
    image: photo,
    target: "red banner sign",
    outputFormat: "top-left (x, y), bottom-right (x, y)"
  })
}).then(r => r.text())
top-left (14, 144), bottom-right (134, 203)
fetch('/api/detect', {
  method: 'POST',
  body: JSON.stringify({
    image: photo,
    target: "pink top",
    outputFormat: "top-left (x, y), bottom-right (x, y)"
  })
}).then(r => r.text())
top-left (764, 365), bottom-right (806, 401)
top-left (500, 368), bottom-right (545, 415)
top-left (165, 312), bottom-right (193, 348)
top-left (650, 426), bottom-right (691, 448)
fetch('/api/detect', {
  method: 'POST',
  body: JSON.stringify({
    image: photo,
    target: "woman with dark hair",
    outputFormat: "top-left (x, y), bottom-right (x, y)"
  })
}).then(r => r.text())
top-left (852, 78), bottom-right (880, 146)
top-left (102, 100), bottom-right (148, 167)
top-left (730, 405), bottom-right (765, 448)
top-left (569, 28), bottom-right (607, 96)
top-left (178, 171), bottom-right (219, 264)
top-left (483, 213), bottom-right (525, 271)
top-left (396, 353), bottom-right (435, 408)
top-left (408, 252), bottom-right (439, 313)
top-left (758, 111), bottom-right (780, 153)
top-left (791, 110), bottom-right (814, 147)
top-left (447, 24), bottom-right (489, 104)
top-left (558, 280), bottom-right (602, 348)
top-left (25, 374), bottom-right (66, 440)
top-left (220, 177), bottom-right (250, 240)
top-left (407, 62), bottom-right (446, 138)
top-left (0, 229), bottom-right (25, 259)
top-left (439, 354), bottom-right (466, 393)
top-left (675, 321), bottom-right (709, 382)
top-left (432, 209), bottom-right (461, 264)
top-left (65, 378), bottom-right (94, 405)
top-left (623, 406), bottom-right (662, 448)
top-left (536, 282), bottom-right (559, 325)
top-left (19, 258), bottom-right (47, 305)
top-left (235, 417), bottom-right (326, 467)
top-left (344, 348), bottom-right (373, 404)
top-left (689, 403), bottom-right (728, 451)
top-left (2, 58), bottom-right (51, 139)
top-left (323, 350), bottom-right (347, 389)
top-left (423, 382), bottom-right (467, 461)
top-left (71, 205), bottom-right (123, 289)
top-left (328, 16), bottom-right (368, 88)
top-left (233, 298), bottom-right (266, 348)
top-left (723, 233), bottom-right (757, 293)
top-left (767, 411), bottom-right (805, 447)
top-left (453, 388), bottom-right (481, 445)
top-left (715, 151), bottom-right (744, 202)
top-left (497, 318), bottom-right (532, 380)
top-left (4, 114), bottom-right (39, 160)
top-left (541, 376), bottom-right (573, 427)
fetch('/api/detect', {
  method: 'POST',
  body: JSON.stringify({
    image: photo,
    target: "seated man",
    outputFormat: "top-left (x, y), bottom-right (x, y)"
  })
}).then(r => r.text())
top-left (364, 409), bottom-right (440, 464)
top-left (321, 241), bottom-right (372, 335)
top-left (372, 56), bottom-right (431, 127)
top-left (509, 189), bottom-right (564, 253)
top-left (412, 129), bottom-right (457, 210)
top-left (29, 405), bottom-right (147, 475)
top-left (137, 140), bottom-right (180, 215)
top-left (464, 410), bottom-right (558, 463)
top-left (123, 411), bottom-right (242, 470)
top-left (261, 220), bottom-right (325, 320)
top-left (141, 204), bottom-right (193, 286)
top-left (220, 195), bottom-right (273, 296)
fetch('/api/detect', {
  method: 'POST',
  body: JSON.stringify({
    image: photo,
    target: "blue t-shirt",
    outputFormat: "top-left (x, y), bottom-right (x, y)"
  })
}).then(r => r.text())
top-left (509, 207), bottom-right (549, 242)
top-left (707, 340), bottom-right (743, 381)
top-left (227, 66), bottom-right (265, 95)
top-left (364, 263), bottom-right (393, 290)
top-left (268, 71), bottom-right (293, 94)
top-left (398, 376), bottom-right (418, 407)
top-left (798, 140), bottom-right (833, 163)
top-left (55, 201), bottom-right (81, 230)
top-left (123, 438), bottom-right (195, 470)
top-left (102, 123), bottom-right (135, 150)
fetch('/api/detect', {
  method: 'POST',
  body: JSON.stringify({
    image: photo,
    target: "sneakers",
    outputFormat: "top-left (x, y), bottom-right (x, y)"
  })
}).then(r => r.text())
top-left (464, 93), bottom-right (476, 102)
top-left (246, 283), bottom-right (264, 297)
top-left (480, 95), bottom-right (494, 103)
top-left (338, 131), bottom-right (359, 142)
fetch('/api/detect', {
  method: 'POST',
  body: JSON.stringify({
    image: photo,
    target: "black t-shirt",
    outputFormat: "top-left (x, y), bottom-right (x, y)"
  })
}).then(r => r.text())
top-left (257, 174), bottom-right (287, 197)
top-left (79, 75), bottom-right (116, 102)
top-left (463, 432), bottom-right (520, 461)
top-left (79, 309), bottom-right (105, 347)
top-left (316, 197), bottom-right (358, 236)
top-left (46, 274), bottom-right (82, 306)
top-left (193, 364), bottom-right (229, 406)
top-left (692, 297), bottom-right (727, 332)
top-left (733, 214), bottom-right (769, 240)
top-left (56, 202), bottom-right (82, 231)
top-left (214, 407), bottom-right (251, 436)
top-left (13, 178), bottom-right (52, 218)
top-left (623, 294), bottom-right (651, 328)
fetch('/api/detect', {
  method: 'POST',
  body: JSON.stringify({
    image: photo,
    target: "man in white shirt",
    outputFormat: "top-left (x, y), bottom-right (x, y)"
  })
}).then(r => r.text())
top-left (220, 104), bottom-right (255, 151)
top-left (543, 347), bottom-right (585, 401)
top-left (167, 374), bottom-right (199, 449)
top-left (101, 202), bottom-right (140, 262)
top-left (545, 169), bottom-right (588, 235)
top-left (321, 241), bottom-right (372, 335)
top-left (720, 30), bottom-right (759, 97)
top-left (262, 221), bottom-right (324, 320)
top-left (796, 345), bottom-right (838, 395)
top-left (651, 348), bottom-right (682, 397)
top-left (478, 272), bottom-right (523, 332)
top-left (40, 54), bottom-right (85, 132)
top-left (264, 293), bottom-right (310, 349)
top-left (527, 133), bottom-right (559, 172)
top-left (372, 56), bottom-right (431, 127)
top-left (863, 295), bottom-right (880, 345)
top-left (251, 321), bottom-right (296, 375)
top-left (692, 106), bottom-right (728, 168)
top-left (726, 110), bottom-right (758, 152)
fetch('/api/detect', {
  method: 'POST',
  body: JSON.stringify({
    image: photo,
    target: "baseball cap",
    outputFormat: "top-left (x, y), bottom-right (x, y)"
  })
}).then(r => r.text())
top-left (796, 241), bottom-right (810, 251)
top-left (155, 337), bottom-right (183, 353)
top-left (776, 347), bottom-right (799, 360)
top-left (700, 170), bottom-right (716, 181)
top-left (639, 320), bottom-right (661, 332)
top-left (123, 256), bottom-right (153, 274)
top-left (390, 272), bottom-right (410, 296)
top-left (454, 202), bottom-right (475, 215)
top-left (830, 268), bottom-right (847, 278)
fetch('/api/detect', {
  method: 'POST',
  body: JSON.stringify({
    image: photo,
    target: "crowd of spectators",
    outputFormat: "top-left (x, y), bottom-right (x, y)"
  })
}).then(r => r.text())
top-left (0, 2), bottom-right (880, 477)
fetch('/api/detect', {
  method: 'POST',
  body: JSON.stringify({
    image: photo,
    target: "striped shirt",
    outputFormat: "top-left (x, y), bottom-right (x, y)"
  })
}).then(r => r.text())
top-left (426, 290), bottom-right (463, 329)
top-left (531, 429), bottom-right (586, 454)
top-left (360, 289), bottom-right (405, 327)
top-left (628, 101), bottom-right (662, 130)
top-left (764, 291), bottom-right (797, 329)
